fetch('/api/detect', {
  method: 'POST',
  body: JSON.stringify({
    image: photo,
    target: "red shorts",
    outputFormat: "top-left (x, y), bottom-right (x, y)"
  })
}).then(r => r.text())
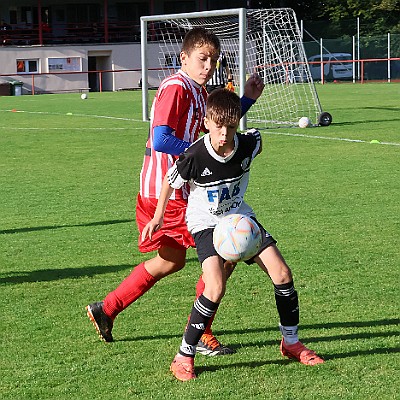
top-left (136, 193), bottom-right (195, 253)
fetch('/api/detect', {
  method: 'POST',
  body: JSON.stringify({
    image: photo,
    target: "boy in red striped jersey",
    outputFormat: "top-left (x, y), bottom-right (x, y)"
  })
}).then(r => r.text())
top-left (86, 27), bottom-right (264, 355)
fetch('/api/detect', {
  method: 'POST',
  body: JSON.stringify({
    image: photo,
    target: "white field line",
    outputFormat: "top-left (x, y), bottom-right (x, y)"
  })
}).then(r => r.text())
top-left (1, 108), bottom-right (399, 146)
top-left (0, 108), bottom-right (145, 123)
top-left (0, 126), bottom-right (143, 130)
top-left (262, 130), bottom-right (400, 147)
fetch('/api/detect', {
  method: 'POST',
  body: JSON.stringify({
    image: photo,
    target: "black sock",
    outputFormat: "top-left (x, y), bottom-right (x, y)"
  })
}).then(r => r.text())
top-left (274, 281), bottom-right (299, 326)
top-left (179, 294), bottom-right (219, 357)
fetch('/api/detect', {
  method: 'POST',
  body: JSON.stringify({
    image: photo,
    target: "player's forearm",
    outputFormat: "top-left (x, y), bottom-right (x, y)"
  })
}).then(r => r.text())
top-left (243, 73), bottom-right (265, 101)
top-left (240, 96), bottom-right (256, 117)
top-left (153, 125), bottom-right (191, 155)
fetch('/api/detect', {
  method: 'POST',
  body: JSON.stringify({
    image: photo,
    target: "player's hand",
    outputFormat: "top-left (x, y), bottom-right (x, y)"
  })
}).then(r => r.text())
top-left (244, 73), bottom-right (264, 100)
top-left (142, 217), bottom-right (163, 241)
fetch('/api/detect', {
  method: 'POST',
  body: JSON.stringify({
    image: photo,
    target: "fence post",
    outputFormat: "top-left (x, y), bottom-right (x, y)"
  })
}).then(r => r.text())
top-left (320, 38), bottom-right (324, 84)
top-left (361, 60), bottom-right (364, 84)
top-left (388, 33), bottom-right (391, 83)
top-left (352, 35), bottom-right (356, 83)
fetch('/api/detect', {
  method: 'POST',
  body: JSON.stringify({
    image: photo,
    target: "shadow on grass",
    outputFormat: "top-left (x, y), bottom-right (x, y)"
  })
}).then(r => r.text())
top-left (219, 318), bottom-right (400, 334)
top-left (0, 264), bottom-right (133, 284)
top-left (196, 346), bottom-right (400, 376)
top-left (0, 218), bottom-right (134, 235)
top-left (118, 318), bottom-right (399, 343)
top-left (329, 116), bottom-right (400, 127)
top-left (116, 318), bottom-right (399, 374)
top-left (362, 106), bottom-right (400, 112)
top-left (233, 329), bottom-right (400, 352)
top-left (0, 257), bottom-right (200, 284)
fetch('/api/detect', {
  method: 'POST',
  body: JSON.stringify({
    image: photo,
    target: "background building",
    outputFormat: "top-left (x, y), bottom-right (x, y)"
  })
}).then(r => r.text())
top-left (0, 1), bottom-right (251, 93)
top-left (1, 1), bottom-right (399, 94)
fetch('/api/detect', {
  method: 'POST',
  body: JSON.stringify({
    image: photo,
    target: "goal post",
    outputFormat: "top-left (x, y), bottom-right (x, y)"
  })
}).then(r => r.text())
top-left (141, 8), bottom-right (328, 129)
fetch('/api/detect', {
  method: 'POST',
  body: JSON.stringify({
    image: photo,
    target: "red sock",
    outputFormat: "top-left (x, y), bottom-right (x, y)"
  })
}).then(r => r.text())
top-left (103, 262), bottom-right (157, 320)
top-left (195, 274), bottom-right (205, 298)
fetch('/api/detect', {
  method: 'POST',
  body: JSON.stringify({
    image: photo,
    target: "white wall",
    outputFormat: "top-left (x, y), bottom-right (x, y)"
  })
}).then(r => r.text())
top-left (0, 42), bottom-right (166, 93)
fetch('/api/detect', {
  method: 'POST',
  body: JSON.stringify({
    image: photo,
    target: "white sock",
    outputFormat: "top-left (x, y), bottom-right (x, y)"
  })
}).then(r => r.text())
top-left (279, 324), bottom-right (299, 345)
top-left (179, 336), bottom-right (196, 357)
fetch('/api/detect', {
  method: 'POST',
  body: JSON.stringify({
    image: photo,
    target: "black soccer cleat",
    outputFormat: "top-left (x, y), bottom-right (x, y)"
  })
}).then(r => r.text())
top-left (196, 333), bottom-right (235, 356)
top-left (86, 301), bottom-right (114, 342)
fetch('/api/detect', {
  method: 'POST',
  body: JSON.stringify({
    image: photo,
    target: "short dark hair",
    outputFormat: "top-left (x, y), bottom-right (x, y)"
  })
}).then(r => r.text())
top-left (206, 88), bottom-right (241, 126)
top-left (181, 27), bottom-right (220, 55)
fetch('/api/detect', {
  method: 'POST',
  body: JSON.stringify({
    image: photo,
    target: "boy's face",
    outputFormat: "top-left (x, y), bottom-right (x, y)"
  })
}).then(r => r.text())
top-left (204, 117), bottom-right (239, 148)
top-left (180, 45), bottom-right (219, 86)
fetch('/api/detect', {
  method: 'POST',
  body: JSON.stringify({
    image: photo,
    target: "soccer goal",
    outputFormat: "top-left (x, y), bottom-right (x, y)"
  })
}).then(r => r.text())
top-left (140, 8), bottom-right (331, 129)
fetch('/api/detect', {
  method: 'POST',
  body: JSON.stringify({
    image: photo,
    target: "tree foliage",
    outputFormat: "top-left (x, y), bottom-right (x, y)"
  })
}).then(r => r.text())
top-left (313, 0), bottom-right (400, 35)
top-left (248, 0), bottom-right (400, 36)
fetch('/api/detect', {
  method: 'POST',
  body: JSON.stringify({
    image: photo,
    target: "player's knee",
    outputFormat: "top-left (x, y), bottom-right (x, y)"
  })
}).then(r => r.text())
top-left (164, 261), bottom-right (185, 274)
top-left (273, 268), bottom-right (293, 285)
top-left (146, 253), bottom-right (186, 279)
top-left (173, 261), bottom-right (186, 272)
top-left (157, 246), bottom-right (186, 272)
top-left (204, 282), bottom-right (225, 303)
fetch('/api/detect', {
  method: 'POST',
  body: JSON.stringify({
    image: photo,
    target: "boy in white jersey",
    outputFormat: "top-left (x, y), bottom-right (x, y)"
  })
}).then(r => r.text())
top-left (86, 27), bottom-right (265, 355)
top-left (143, 89), bottom-right (324, 381)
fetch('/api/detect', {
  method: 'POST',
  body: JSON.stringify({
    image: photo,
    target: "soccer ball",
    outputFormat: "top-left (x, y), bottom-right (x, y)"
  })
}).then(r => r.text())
top-left (81, 93), bottom-right (88, 100)
top-left (213, 214), bottom-right (262, 262)
top-left (298, 116), bottom-right (311, 128)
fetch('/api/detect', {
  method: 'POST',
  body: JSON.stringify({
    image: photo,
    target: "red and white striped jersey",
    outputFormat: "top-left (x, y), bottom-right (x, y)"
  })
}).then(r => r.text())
top-left (140, 70), bottom-right (208, 200)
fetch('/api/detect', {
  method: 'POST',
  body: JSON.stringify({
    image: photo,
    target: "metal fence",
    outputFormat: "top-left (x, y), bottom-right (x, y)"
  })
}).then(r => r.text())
top-left (303, 33), bottom-right (400, 81)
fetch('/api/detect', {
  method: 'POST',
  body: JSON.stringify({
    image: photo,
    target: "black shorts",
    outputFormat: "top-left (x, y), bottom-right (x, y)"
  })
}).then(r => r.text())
top-left (192, 217), bottom-right (276, 265)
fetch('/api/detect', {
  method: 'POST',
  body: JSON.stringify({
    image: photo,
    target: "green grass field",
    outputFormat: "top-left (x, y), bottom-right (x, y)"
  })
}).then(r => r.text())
top-left (0, 83), bottom-right (399, 400)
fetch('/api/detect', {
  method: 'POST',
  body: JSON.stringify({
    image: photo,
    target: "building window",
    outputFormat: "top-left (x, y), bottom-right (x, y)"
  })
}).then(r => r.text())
top-left (116, 2), bottom-right (149, 24)
top-left (66, 4), bottom-right (100, 24)
top-left (48, 57), bottom-right (81, 72)
top-left (17, 59), bottom-right (39, 74)
top-left (9, 10), bottom-right (17, 25)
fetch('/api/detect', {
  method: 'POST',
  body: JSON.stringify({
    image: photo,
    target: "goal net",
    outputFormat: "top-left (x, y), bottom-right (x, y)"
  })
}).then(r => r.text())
top-left (141, 8), bottom-right (323, 129)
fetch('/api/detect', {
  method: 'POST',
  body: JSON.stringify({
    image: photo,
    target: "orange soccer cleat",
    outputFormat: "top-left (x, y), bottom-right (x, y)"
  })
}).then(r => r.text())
top-left (196, 332), bottom-right (235, 356)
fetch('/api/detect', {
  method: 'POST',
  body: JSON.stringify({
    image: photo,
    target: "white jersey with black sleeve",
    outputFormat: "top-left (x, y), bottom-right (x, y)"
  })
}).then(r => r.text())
top-left (167, 129), bottom-right (261, 234)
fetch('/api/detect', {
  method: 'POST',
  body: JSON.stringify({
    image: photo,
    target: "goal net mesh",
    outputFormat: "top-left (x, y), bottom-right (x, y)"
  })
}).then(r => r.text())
top-left (144, 8), bottom-right (322, 128)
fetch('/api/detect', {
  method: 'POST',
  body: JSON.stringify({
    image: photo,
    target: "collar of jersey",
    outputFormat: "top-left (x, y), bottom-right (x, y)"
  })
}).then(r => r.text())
top-left (178, 69), bottom-right (202, 89)
top-left (204, 133), bottom-right (238, 163)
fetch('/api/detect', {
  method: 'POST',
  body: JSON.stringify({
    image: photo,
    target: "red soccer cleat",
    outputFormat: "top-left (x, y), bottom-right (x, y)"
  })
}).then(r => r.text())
top-left (280, 339), bottom-right (324, 366)
top-left (170, 354), bottom-right (196, 381)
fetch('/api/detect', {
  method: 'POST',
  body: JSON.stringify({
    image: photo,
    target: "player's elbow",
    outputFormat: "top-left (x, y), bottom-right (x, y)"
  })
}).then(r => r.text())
top-left (153, 134), bottom-right (167, 152)
top-left (153, 125), bottom-right (172, 153)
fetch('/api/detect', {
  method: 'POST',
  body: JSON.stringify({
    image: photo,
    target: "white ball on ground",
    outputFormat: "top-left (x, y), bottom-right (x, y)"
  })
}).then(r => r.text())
top-left (81, 93), bottom-right (88, 100)
top-left (298, 116), bottom-right (311, 128)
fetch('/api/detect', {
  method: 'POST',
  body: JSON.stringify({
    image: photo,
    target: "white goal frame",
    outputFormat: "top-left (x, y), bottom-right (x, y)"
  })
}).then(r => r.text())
top-left (140, 8), bottom-right (324, 130)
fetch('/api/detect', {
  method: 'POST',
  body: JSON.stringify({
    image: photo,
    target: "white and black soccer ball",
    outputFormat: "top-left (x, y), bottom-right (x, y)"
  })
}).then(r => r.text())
top-left (81, 93), bottom-right (88, 100)
top-left (298, 116), bottom-right (311, 128)
top-left (213, 214), bottom-right (262, 262)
